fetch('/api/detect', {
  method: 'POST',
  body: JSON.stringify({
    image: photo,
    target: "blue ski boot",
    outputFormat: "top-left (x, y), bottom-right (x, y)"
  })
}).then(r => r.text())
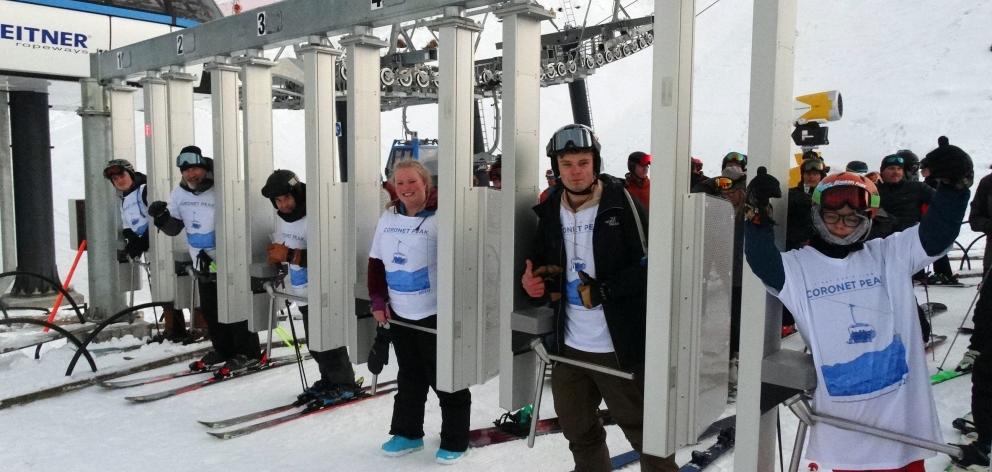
top-left (381, 435), bottom-right (424, 457)
top-left (311, 384), bottom-right (361, 407)
top-left (435, 448), bottom-right (468, 465)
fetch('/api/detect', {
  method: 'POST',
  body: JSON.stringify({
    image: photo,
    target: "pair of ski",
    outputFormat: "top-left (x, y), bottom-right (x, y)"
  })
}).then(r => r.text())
top-left (932, 366), bottom-right (971, 385)
top-left (101, 354), bottom-right (308, 403)
top-left (602, 415), bottom-right (737, 471)
top-left (200, 380), bottom-right (399, 439)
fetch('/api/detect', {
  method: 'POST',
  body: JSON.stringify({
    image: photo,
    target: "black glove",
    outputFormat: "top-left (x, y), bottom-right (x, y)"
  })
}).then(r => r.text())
top-left (924, 136), bottom-right (973, 190)
top-left (744, 166), bottom-right (781, 225)
top-left (577, 271), bottom-right (607, 309)
top-left (148, 201), bottom-right (172, 228)
top-left (367, 325), bottom-right (391, 375)
top-left (122, 228), bottom-right (148, 259)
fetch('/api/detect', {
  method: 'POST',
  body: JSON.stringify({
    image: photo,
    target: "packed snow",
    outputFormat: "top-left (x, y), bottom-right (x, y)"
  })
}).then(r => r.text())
top-left (3, 0), bottom-right (991, 470)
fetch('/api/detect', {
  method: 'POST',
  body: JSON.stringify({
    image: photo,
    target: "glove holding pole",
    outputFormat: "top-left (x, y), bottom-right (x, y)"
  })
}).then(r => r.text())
top-left (147, 201), bottom-right (172, 229)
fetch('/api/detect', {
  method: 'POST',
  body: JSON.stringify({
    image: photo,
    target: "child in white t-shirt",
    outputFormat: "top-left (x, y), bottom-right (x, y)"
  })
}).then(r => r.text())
top-left (743, 137), bottom-right (975, 471)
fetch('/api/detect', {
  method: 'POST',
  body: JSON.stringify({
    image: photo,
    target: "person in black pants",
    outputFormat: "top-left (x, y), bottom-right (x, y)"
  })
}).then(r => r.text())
top-left (368, 160), bottom-right (470, 464)
top-left (147, 146), bottom-right (261, 372)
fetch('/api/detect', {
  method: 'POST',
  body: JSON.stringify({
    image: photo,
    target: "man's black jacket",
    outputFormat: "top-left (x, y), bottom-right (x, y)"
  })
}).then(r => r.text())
top-left (528, 174), bottom-right (648, 372)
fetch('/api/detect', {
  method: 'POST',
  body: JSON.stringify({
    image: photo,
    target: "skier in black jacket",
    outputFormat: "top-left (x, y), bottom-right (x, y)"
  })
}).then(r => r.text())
top-left (520, 124), bottom-right (674, 472)
top-left (961, 170), bottom-right (992, 375)
top-left (876, 153), bottom-right (935, 236)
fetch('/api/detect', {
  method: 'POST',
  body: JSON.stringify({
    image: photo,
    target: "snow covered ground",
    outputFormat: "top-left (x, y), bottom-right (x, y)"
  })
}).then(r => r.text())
top-left (2, 0), bottom-right (991, 470)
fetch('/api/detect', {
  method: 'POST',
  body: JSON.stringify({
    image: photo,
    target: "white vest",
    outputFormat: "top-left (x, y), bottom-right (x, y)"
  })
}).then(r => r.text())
top-left (120, 184), bottom-right (148, 236)
top-left (168, 186), bottom-right (217, 263)
top-left (273, 216), bottom-right (308, 306)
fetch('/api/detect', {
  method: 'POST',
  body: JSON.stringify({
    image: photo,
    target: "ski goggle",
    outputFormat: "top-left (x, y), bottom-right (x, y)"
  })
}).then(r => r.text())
top-left (723, 152), bottom-right (747, 165)
top-left (821, 210), bottom-right (868, 228)
top-left (816, 185), bottom-right (879, 211)
top-left (880, 155), bottom-right (904, 168)
top-left (103, 165), bottom-right (126, 179)
top-left (547, 127), bottom-right (596, 156)
top-left (176, 151), bottom-right (206, 169)
top-left (713, 176), bottom-right (737, 190)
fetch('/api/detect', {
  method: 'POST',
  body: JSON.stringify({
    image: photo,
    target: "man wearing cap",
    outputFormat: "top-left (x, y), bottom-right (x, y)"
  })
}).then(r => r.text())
top-left (146, 145), bottom-right (262, 373)
top-left (877, 153), bottom-right (934, 238)
top-left (539, 169), bottom-right (560, 203)
top-left (520, 124), bottom-right (674, 472)
top-left (103, 159), bottom-right (189, 342)
top-left (624, 151), bottom-right (651, 210)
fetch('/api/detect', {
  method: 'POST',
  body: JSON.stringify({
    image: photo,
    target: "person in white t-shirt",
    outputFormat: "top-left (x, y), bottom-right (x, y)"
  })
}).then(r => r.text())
top-left (520, 124), bottom-right (675, 472)
top-left (743, 136), bottom-right (978, 471)
top-left (368, 159), bottom-right (471, 465)
top-left (261, 170), bottom-right (360, 404)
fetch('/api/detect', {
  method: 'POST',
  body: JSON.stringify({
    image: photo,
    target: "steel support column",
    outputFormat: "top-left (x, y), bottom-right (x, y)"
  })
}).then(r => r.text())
top-left (140, 74), bottom-right (176, 302)
top-left (300, 41), bottom-right (350, 352)
top-left (162, 69), bottom-right (196, 308)
top-left (206, 59), bottom-right (249, 325)
top-left (340, 28), bottom-right (387, 361)
top-left (643, 0), bottom-right (696, 456)
top-left (234, 52), bottom-right (276, 332)
top-left (433, 8), bottom-right (482, 392)
top-left (736, 0), bottom-right (797, 470)
top-left (495, 1), bottom-right (553, 409)
top-left (79, 80), bottom-right (124, 319)
top-left (0, 91), bottom-right (14, 273)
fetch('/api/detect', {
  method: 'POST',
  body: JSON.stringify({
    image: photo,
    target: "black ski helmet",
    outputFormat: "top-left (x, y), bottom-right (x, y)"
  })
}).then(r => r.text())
top-left (103, 159), bottom-right (135, 180)
top-left (261, 169), bottom-right (305, 209)
top-left (546, 124), bottom-right (602, 176)
top-left (721, 151), bottom-right (747, 171)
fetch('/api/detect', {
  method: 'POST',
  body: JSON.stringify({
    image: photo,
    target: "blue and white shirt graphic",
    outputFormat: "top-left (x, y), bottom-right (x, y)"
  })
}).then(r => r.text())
top-left (369, 208), bottom-right (437, 320)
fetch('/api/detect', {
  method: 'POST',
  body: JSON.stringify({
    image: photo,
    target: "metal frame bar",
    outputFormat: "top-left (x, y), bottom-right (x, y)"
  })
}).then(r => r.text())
top-left (235, 52), bottom-right (277, 332)
top-left (495, 0), bottom-right (553, 410)
top-left (140, 73), bottom-right (177, 303)
top-left (643, 0), bottom-right (695, 457)
top-left (736, 0), bottom-right (798, 469)
top-left (434, 7), bottom-right (483, 393)
top-left (0, 91), bottom-right (13, 273)
top-left (301, 41), bottom-right (351, 352)
top-left (162, 69), bottom-right (196, 307)
top-left (93, 0), bottom-right (503, 81)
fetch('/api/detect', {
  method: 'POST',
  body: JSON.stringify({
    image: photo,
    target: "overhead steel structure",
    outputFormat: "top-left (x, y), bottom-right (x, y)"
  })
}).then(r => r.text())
top-left (83, 0), bottom-right (555, 394)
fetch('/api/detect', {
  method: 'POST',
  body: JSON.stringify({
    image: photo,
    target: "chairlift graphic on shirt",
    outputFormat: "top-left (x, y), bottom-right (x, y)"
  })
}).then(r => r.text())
top-left (191, 219), bottom-right (202, 230)
top-left (846, 304), bottom-right (877, 344)
top-left (571, 256), bottom-right (587, 273)
top-left (131, 218), bottom-right (140, 226)
top-left (392, 240), bottom-right (410, 265)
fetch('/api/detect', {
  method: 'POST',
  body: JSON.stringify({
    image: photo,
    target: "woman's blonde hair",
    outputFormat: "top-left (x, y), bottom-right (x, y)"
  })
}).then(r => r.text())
top-left (391, 159), bottom-right (434, 190)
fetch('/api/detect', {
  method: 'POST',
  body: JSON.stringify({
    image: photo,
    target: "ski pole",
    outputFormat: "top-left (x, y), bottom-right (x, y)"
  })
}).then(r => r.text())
top-left (43, 239), bottom-right (86, 332)
top-left (139, 258), bottom-right (162, 339)
top-left (922, 280), bottom-right (935, 361)
top-left (284, 299), bottom-right (308, 393)
top-left (938, 262), bottom-right (992, 370)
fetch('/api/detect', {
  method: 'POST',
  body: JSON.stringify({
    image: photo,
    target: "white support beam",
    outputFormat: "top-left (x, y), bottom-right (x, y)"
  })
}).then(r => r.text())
top-left (495, 1), bottom-right (553, 410)
top-left (162, 69), bottom-right (196, 307)
top-left (140, 74), bottom-right (176, 303)
top-left (433, 8), bottom-right (482, 393)
top-left (340, 28), bottom-right (388, 360)
top-left (206, 59), bottom-right (250, 325)
top-left (234, 52), bottom-right (276, 332)
top-left (0, 91), bottom-right (15, 272)
top-left (300, 41), bottom-right (351, 352)
top-left (79, 79), bottom-right (125, 320)
top-left (736, 0), bottom-right (797, 470)
top-left (643, 0), bottom-right (696, 456)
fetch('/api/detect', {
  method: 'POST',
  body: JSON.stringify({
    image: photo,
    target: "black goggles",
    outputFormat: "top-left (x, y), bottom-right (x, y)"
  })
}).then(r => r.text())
top-left (881, 155), bottom-right (904, 167)
top-left (177, 151), bottom-right (205, 169)
top-left (548, 127), bottom-right (596, 156)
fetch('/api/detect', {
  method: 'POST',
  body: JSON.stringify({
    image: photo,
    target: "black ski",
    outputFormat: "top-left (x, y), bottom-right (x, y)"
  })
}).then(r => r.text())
top-left (471, 410), bottom-right (614, 448)
top-left (124, 356), bottom-right (299, 403)
top-left (207, 387), bottom-right (399, 440)
top-left (602, 416), bottom-right (736, 470)
top-left (101, 353), bottom-right (304, 389)
top-left (679, 427), bottom-right (736, 471)
top-left (198, 379), bottom-right (398, 429)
